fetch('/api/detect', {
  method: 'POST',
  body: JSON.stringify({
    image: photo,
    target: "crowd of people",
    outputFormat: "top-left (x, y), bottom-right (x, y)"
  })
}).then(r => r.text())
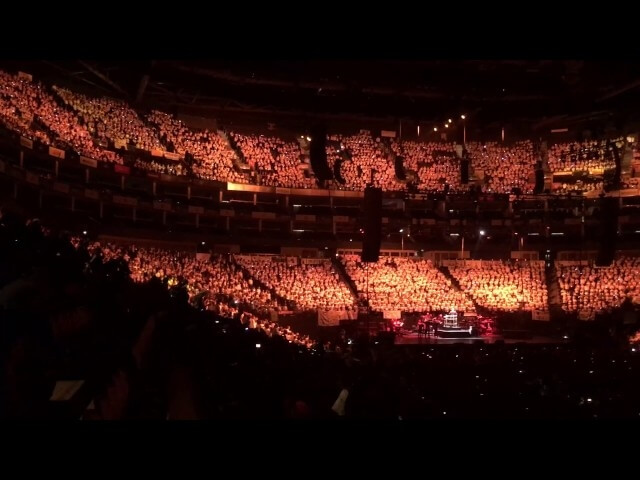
top-left (466, 141), bottom-right (537, 194)
top-left (230, 133), bottom-right (315, 188)
top-left (4, 212), bottom-right (640, 419)
top-left (548, 139), bottom-right (620, 174)
top-left (557, 258), bottom-right (640, 319)
top-left (1, 69), bottom-right (638, 198)
top-left (447, 260), bottom-right (548, 312)
top-left (76, 240), bottom-right (279, 311)
top-left (0, 71), bottom-right (122, 164)
top-left (328, 133), bottom-right (397, 191)
top-left (233, 255), bottom-right (356, 311)
top-left (146, 110), bottom-right (247, 183)
top-left (53, 86), bottom-right (163, 152)
top-left (390, 140), bottom-right (463, 192)
top-left (340, 254), bottom-right (475, 313)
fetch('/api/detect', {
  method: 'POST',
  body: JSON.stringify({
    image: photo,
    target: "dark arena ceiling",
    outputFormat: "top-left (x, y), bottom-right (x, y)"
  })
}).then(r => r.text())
top-left (3, 60), bottom-right (640, 134)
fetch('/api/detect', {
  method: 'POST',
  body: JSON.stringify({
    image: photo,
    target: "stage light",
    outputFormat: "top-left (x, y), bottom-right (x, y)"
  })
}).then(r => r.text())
top-left (256, 343), bottom-right (261, 349)
top-left (434, 127), bottom-right (438, 132)
top-left (201, 241), bottom-right (205, 245)
top-left (399, 229), bottom-right (404, 233)
top-left (306, 136), bottom-right (311, 141)
top-left (445, 124), bottom-right (449, 128)
top-left (448, 119), bottom-right (452, 123)
top-left (461, 114), bottom-right (466, 120)
top-left (479, 230), bottom-right (485, 236)
top-left (82, 230), bottom-right (87, 235)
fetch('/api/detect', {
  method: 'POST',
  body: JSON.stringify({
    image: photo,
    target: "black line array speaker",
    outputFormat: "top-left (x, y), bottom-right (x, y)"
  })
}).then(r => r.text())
top-left (596, 196), bottom-right (619, 267)
top-left (309, 125), bottom-right (333, 181)
top-left (333, 157), bottom-right (346, 184)
top-left (534, 169), bottom-right (544, 194)
top-left (612, 142), bottom-right (621, 187)
top-left (361, 186), bottom-right (383, 263)
top-left (395, 156), bottom-right (406, 180)
top-left (461, 158), bottom-right (469, 184)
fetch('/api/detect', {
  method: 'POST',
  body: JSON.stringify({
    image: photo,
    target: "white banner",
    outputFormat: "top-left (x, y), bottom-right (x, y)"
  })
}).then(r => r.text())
top-left (53, 182), bottom-right (70, 194)
top-left (318, 308), bottom-right (357, 326)
top-left (188, 205), bottom-right (204, 214)
top-left (80, 156), bottom-right (98, 168)
top-left (301, 258), bottom-right (325, 265)
top-left (48, 147), bottom-right (65, 159)
top-left (85, 189), bottom-right (99, 200)
top-left (20, 137), bottom-right (34, 149)
top-left (113, 195), bottom-right (138, 206)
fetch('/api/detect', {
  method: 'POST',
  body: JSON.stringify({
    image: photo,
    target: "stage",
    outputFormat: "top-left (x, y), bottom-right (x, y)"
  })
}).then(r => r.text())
top-left (394, 331), bottom-right (566, 345)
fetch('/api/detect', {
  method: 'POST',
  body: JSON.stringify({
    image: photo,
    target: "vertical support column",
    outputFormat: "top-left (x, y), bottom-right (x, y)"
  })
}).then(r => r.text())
top-left (253, 193), bottom-right (257, 206)
top-left (333, 218), bottom-right (337, 235)
top-left (187, 186), bottom-right (191, 200)
top-left (162, 211), bottom-right (167, 225)
top-left (258, 219), bottom-right (262, 232)
top-left (195, 214), bottom-right (200, 229)
top-left (54, 161), bottom-right (59, 177)
top-left (85, 169), bottom-right (90, 184)
top-left (152, 181), bottom-right (157, 196)
top-left (219, 190), bottom-right (223, 202)
top-left (285, 195), bottom-right (289, 208)
top-left (19, 150), bottom-right (24, 168)
top-left (290, 220), bottom-right (294, 233)
top-left (225, 217), bottom-right (230, 231)
top-left (544, 199), bottom-right (549, 213)
top-left (120, 176), bottom-right (125, 191)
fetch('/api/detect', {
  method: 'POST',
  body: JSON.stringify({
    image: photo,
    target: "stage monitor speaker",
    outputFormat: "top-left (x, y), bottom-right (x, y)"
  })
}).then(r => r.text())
top-left (394, 156), bottom-right (406, 180)
top-left (361, 186), bottom-right (382, 263)
top-left (376, 331), bottom-right (396, 346)
top-left (534, 169), bottom-right (544, 194)
top-left (461, 158), bottom-right (469, 184)
top-left (596, 196), bottom-right (619, 266)
top-left (309, 126), bottom-right (333, 181)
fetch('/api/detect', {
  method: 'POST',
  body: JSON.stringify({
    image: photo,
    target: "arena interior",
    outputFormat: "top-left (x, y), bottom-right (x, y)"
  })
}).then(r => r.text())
top-left (2, 60), bottom-right (640, 419)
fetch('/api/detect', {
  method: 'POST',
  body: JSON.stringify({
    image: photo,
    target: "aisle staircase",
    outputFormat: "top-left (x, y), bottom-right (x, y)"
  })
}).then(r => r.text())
top-left (545, 262), bottom-right (564, 318)
top-left (228, 256), bottom-right (295, 310)
top-left (331, 255), bottom-right (359, 301)
top-left (437, 265), bottom-right (484, 315)
top-left (220, 130), bottom-right (249, 171)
